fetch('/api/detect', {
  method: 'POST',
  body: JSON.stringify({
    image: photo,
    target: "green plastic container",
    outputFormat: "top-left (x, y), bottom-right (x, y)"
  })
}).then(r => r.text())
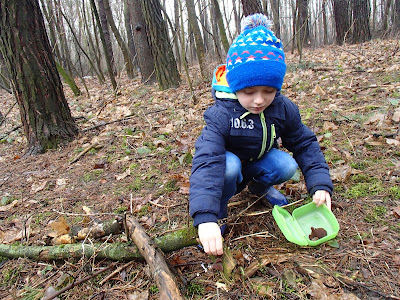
top-left (272, 202), bottom-right (340, 246)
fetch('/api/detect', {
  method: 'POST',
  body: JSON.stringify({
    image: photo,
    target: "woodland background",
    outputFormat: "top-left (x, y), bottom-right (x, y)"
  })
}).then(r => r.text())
top-left (0, 0), bottom-right (399, 299)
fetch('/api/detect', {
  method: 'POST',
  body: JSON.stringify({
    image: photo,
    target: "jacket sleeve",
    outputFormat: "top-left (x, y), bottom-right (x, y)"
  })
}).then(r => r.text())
top-left (280, 100), bottom-right (333, 196)
top-left (189, 105), bottom-right (229, 227)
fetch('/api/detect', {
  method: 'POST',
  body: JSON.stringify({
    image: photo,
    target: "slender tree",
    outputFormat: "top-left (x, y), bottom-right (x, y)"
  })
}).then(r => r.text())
top-left (185, 0), bottom-right (207, 79)
top-left (97, 0), bottom-right (116, 74)
top-left (270, 0), bottom-right (281, 39)
top-left (395, 0), bottom-right (400, 33)
top-left (130, 0), bottom-right (156, 84)
top-left (140, 0), bottom-right (181, 90)
top-left (103, 0), bottom-right (135, 78)
top-left (123, 0), bottom-right (138, 70)
top-left (241, 0), bottom-right (263, 16)
top-left (212, 0), bottom-right (230, 54)
top-left (352, 0), bottom-right (371, 43)
top-left (90, 0), bottom-right (117, 90)
top-left (332, 0), bottom-right (351, 45)
top-left (0, 0), bottom-right (78, 154)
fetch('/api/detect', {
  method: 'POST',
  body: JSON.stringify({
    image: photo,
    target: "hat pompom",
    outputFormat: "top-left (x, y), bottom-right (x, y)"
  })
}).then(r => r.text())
top-left (241, 13), bottom-right (273, 32)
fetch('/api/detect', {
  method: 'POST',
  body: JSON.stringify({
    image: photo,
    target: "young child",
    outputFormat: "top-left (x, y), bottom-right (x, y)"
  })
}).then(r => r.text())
top-left (189, 14), bottom-right (333, 256)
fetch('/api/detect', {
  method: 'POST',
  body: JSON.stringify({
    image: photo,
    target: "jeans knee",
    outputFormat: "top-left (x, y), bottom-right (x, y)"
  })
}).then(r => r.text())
top-left (225, 152), bottom-right (242, 183)
top-left (278, 155), bottom-right (298, 181)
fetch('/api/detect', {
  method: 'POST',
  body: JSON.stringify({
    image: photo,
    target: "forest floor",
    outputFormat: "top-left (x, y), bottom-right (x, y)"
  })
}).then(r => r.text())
top-left (0, 39), bottom-right (399, 300)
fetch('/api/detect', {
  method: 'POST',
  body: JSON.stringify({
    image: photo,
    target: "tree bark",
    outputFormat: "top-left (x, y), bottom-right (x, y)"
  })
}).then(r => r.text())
top-left (0, 226), bottom-right (198, 261)
top-left (332, 0), bottom-right (351, 45)
top-left (103, 0), bottom-right (135, 78)
top-left (241, 0), bottom-right (263, 16)
top-left (130, 0), bottom-right (157, 84)
top-left (140, 0), bottom-right (181, 90)
top-left (395, 0), bottom-right (400, 33)
top-left (186, 0), bottom-right (207, 79)
top-left (123, 0), bottom-right (138, 70)
top-left (127, 216), bottom-right (185, 300)
top-left (270, 0), bottom-right (281, 39)
top-left (352, 0), bottom-right (371, 43)
top-left (90, 0), bottom-right (118, 90)
top-left (97, 0), bottom-right (116, 74)
top-left (212, 0), bottom-right (230, 54)
top-left (0, 0), bottom-right (78, 154)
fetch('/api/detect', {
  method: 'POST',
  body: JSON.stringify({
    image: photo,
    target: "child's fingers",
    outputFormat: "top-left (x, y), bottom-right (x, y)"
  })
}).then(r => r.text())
top-left (313, 190), bottom-right (332, 210)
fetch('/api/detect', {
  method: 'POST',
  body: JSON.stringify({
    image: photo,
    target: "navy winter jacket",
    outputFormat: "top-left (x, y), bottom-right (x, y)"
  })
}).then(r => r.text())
top-left (189, 69), bottom-right (333, 227)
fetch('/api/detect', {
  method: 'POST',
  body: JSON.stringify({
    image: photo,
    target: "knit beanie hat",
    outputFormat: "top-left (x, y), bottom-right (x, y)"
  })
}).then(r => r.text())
top-left (226, 14), bottom-right (286, 92)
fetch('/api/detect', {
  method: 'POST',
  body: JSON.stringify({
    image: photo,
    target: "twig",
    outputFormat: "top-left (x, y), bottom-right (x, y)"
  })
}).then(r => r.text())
top-left (69, 139), bottom-right (100, 164)
top-left (230, 231), bottom-right (276, 242)
top-left (148, 199), bottom-right (186, 209)
top-left (42, 264), bottom-right (115, 300)
top-left (99, 261), bottom-right (135, 285)
top-left (0, 101), bottom-right (17, 126)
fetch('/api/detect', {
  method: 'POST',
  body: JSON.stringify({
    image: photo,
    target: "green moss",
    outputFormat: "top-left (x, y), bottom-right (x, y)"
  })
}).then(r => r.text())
top-left (346, 182), bottom-right (384, 199)
top-left (389, 186), bottom-right (400, 199)
top-left (186, 282), bottom-right (204, 297)
top-left (2, 265), bottom-right (23, 286)
top-left (137, 203), bottom-right (150, 218)
top-left (364, 206), bottom-right (387, 223)
top-left (114, 206), bottom-right (128, 214)
top-left (149, 284), bottom-right (159, 294)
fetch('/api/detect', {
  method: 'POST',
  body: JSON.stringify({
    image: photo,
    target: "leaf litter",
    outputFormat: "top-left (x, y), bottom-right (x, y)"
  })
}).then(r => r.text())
top-left (0, 39), bottom-right (399, 299)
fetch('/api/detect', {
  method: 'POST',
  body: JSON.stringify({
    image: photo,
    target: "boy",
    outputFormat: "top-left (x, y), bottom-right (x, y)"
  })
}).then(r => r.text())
top-left (189, 14), bottom-right (333, 256)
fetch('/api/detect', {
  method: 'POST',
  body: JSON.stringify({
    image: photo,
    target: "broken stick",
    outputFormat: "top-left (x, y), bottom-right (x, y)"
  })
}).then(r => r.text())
top-left (127, 216), bottom-right (185, 300)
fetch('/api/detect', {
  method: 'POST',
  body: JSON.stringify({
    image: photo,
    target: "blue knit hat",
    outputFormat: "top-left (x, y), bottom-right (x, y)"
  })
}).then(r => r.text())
top-left (226, 14), bottom-right (286, 92)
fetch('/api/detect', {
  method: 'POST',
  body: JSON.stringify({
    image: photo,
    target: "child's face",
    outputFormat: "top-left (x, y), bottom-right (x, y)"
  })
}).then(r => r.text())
top-left (236, 86), bottom-right (277, 114)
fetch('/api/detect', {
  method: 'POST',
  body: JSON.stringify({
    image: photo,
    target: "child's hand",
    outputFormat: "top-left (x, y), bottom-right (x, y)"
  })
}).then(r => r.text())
top-left (198, 222), bottom-right (223, 256)
top-left (313, 190), bottom-right (331, 210)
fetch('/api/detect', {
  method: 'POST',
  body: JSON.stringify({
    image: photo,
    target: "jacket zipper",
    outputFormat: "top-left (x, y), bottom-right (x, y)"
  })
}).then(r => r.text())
top-left (268, 123), bottom-right (276, 151)
top-left (258, 112), bottom-right (267, 159)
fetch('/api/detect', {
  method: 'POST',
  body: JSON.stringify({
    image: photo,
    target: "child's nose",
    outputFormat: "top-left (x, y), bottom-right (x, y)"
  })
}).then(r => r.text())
top-left (254, 94), bottom-right (264, 104)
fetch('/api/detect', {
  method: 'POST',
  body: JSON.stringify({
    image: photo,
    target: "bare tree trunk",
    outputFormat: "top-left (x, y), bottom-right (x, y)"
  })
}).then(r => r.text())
top-left (174, 0), bottom-right (182, 70)
top-left (270, 0), bottom-right (281, 38)
top-left (52, 0), bottom-right (74, 75)
top-left (131, 0), bottom-right (157, 84)
top-left (140, 0), bottom-right (181, 90)
top-left (213, 0), bottom-right (230, 54)
top-left (382, 0), bottom-right (393, 34)
top-left (82, 0), bottom-right (106, 82)
top-left (185, 0), bottom-right (207, 79)
top-left (395, 0), bottom-right (400, 34)
top-left (97, 0), bottom-right (116, 74)
top-left (322, 0), bottom-right (328, 45)
top-left (241, 0), bottom-right (263, 16)
top-left (103, 0), bottom-right (135, 78)
top-left (232, 0), bottom-right (241, 36)
top-left (352, 0), bottom-right (371, 43)
top-left (124, 0), bottom-right (138, 71)
top-left (332, 0), bottom-right (351, 45)
top-left (90, 0), bottom-right (117, 90)
top-left (0, 0), bottom-right (78, 154)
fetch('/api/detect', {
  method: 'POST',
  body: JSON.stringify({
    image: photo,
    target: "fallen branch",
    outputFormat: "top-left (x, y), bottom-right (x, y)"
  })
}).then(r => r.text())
top-left (127, 216), bottom-right (185, 300)
top-left (52, 217), bottom-right (124, 245)
top-left (42, 264), bottom-right (115, 300)
top-left (69, 138), bottom-right (101, 164)
top-left (0, 226), bottom-right (197, 261)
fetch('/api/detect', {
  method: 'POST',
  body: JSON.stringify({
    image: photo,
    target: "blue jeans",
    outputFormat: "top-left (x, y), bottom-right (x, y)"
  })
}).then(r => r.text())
top-left (218, 149), bottom-right (298, 220)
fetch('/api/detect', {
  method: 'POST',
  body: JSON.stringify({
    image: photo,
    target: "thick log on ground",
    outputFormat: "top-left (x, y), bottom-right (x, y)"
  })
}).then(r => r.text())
top-left (127, 216), bottom-right (185, 300)
top-left (0, 226), bottom-right (197, 261)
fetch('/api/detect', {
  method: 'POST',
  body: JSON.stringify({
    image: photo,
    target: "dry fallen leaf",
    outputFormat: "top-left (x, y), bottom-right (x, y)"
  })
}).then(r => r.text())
top-left (393, 207), bottom-right (400, 219)
top-left (49, 216), bottom-right (70, 237)
top-left (116, 168), bottom-right (131, 180)
top-left (30, 180), bottom-right (48, 194)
